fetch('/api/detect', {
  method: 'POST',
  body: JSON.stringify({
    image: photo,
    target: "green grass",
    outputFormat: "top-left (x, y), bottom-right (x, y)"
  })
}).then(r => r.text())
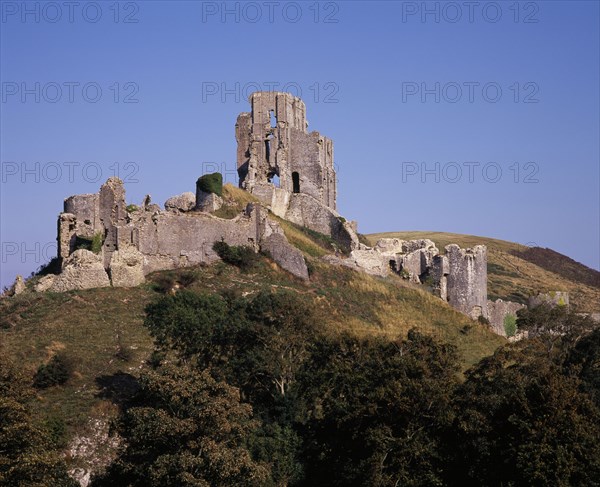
top-left (0, 287), bottom-right (155, 434)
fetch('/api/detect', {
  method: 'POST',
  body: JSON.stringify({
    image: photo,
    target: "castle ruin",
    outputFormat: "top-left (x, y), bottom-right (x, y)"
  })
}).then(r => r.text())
top-left (21, 91), bottom-right (516, 330)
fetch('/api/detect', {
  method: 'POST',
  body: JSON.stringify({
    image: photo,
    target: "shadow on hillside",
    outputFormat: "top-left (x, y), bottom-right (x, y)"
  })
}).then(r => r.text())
top-left (95, 372), bottom-right (140, 409)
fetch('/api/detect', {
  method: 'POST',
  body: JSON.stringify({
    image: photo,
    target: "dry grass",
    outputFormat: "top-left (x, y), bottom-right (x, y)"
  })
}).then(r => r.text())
top-left (212, 183), bottom-right (261, 219)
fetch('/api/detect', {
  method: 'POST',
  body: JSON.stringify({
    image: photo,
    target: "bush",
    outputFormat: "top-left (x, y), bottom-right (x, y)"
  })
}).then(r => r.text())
top-left (44, 416), bottom-right (69, 449)
top-left (152, 274), bottom-right (176, 294)
top-left (504, 314), bottom-right (517, 337)
top-left (33, 353), bottom-right (75, 388)
top-left (91, 232), bottom-right (103, 254)
top-left (197, 172), bottom-right (223, 196)
top-left (74, 232), bottom-right (104, 254)
top-left (213, 240), bottom-right (258, 270)
top-left (178, 269), bottom-right (199, 288)
top-left (36, 257), bottom-right (61, 276)
top-left (126, 204), bottom-right (139, 213)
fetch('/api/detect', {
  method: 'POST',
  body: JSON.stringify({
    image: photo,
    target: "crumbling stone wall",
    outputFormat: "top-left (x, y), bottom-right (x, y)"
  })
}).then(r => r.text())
top-left (37, 177), bottom-right (309, 292)
top-left (487, 299), bottom-right (526, 336)
top-left (445, 244), bottom-right (488, 319)
top-left (529, 291), bottom-right (569, 308)
top-left (235, 92), bottom-right (356, 249)
top-left (236, 91), bottom-right (336, 210)
top-left (326, 237), bottom-right (490, 321)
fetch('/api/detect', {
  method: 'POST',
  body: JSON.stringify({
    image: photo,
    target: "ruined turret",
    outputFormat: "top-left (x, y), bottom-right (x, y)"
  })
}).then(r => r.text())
top-left (444, 244), bottom-right (488, 319)
top-left (236, 91), bottom-right (337, 211)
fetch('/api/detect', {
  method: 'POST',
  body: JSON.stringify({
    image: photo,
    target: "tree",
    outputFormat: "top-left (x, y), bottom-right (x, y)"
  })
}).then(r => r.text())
top-left (448, 341), bottom-right (600, 486)
top-left (92, 364), bottom-right (270, 487)
top-left (232, 291), bottom-right (320, 404)
top-left (0, 355), bottom-right (77, 487)
top-left (516, 304), bottom-right (595, 356)
top-left (564, 326), bottom-right (600, 408)
top-left (144, 290), bottom-right (228, 362)
top-left (298, 329), bottom-right (460, 486)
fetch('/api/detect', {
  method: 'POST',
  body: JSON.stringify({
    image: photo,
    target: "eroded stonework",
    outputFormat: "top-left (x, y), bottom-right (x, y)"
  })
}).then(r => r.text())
top-left (236, 92), bottom-right (357, 251)
top-left (487, 299), bottom-right (526, 337)
top-left (48, 176), bottom-right (309, 290)
top-left (25, 91), bottom-right (499, 329)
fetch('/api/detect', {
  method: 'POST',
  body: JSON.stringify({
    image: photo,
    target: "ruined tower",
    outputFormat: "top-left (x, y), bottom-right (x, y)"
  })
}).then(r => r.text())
top-left (235, 91), bottom-right (337, 211)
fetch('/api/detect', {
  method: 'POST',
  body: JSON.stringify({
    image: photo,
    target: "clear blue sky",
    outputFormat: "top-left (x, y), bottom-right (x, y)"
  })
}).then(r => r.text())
top-left (1, 0), bottom-right (599, 288)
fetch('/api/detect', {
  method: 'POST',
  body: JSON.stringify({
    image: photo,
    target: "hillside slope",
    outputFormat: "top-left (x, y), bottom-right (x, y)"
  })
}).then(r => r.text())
top-left (367, 231), bottom-right (600, 313)
top-left (1, 246), bottom-right (506, 478)
top-left (6, 213), bottom-right (597, 481)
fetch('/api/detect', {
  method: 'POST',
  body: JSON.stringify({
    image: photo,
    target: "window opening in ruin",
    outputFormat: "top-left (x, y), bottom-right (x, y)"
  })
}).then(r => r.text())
top-left (265, 139), bottom-right (271, 163)
top-left (292, 172), bottom-right (300, 193)
top-left (265, 133), bottom-right (274, 164)
top-left (270, 110), bottom-right (276, 128)
top-left (389, 260), bottom-right (397, 272)
top-left (267, 170), bottom-right (280, 188)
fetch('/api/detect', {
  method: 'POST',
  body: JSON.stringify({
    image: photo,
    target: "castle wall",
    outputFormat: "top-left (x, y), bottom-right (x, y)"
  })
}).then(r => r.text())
top-left (487, 299), bottom-right (526, 336)
top-left (445, 244), bottom-right (488, 319)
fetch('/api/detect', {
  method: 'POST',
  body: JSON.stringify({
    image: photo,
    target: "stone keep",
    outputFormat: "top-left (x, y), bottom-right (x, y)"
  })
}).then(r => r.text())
top-left (236, 91), bottom-right (336, 210)
top-left (236, 92), bottom-right (358, 250)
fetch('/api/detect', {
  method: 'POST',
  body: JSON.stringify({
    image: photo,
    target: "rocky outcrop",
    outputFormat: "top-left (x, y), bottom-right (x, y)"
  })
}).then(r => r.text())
top-left (285, 193), bottom-right (358, 252)
top-left (164, 192), bottom-right (196, 212)
top-left (261, 233), bottom-right (309, 280)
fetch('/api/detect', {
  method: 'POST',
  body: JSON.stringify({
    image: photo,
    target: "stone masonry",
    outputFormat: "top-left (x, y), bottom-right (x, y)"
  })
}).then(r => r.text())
top-left (236, 92), bottom-right (357, 250)
top-left (37, 176), bottom-right (309, 292)
top-left (26, 90), bottom-right (501, 330)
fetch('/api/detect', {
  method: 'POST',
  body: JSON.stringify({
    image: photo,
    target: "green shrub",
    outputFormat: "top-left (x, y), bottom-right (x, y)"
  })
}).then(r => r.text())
top-left (44, 416), bottom-right (69, 449)
top-left (197, 172), bottom-right (223, 196)
top-left (33, 353), bottom-right (75, 388)
top-left (504, 314), bottom-right (517, 337)
top-left (36, 257), bottom-right (61, 276)
top-left (91, 232), bottom-right (104, 254)
top-left (152, 274), bottom-right (176, 294)
top-left (74, 232), bottom-right (104, 254)
top-left (178, 269), bottom-right (199, 288)
top-left (126, 204), bottom-right (139, 213)
top-left (213, 240), bottom-right (258, 270)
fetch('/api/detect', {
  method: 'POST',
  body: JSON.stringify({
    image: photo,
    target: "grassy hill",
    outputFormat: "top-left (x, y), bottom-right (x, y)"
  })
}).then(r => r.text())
top-left (1, 242), bottom-right (506, 477)
top-left (367, 231), bottom-right (600, 313)
top-left (3, 203), bottom-right (597, 480)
